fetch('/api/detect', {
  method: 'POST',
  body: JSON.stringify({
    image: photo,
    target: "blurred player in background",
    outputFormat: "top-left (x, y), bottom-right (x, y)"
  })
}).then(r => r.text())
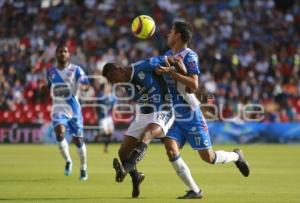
top-left (102, 56), bottom-right (175, 198)
top-left (46, 42), bottom-right (89, 180)
top-left (156, 21), bottom-right (250, 199)
top-left (95, 83), bottom-right (116, 153)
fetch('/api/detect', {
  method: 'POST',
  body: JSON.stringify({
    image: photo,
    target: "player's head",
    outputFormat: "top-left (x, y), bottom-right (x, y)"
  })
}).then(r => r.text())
top-left (56, 41), bottom-right (70, 65)
top-left (102, 63), bottom-right (126, 83)
top-left (167, 21), bottom-right (193, 47)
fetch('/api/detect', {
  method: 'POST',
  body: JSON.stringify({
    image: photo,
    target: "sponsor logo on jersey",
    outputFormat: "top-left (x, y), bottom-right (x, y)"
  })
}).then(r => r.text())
top-left (191, 127), bottom-right (197, 132)
top-left (66, 71), bottom-right (72, 77)
top-left (138, 71), bottom-right (145, 80)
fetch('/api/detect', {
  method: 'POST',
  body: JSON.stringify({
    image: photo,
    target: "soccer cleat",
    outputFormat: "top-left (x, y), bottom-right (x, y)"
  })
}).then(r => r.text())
top-left (233, 149), bottom-right (250, 177)
top-left (177, 190), bottom-right (204, 199)
top-left (132, 172), bottom-right (145, 198)
top-left (64, 161), bottom-right (72, 176)
top-left (113, 158), bottom-right (127, 182)
top-left (80, 169), bottom-right (88, 181)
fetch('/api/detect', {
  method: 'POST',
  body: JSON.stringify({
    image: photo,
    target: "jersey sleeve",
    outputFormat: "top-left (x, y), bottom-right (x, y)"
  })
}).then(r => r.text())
top-left (184, 52), bottom-right (200, 75)
top-left (75, 66), bottom-right (89, 85)
top-left (131, 56), bottom-right (167, 73)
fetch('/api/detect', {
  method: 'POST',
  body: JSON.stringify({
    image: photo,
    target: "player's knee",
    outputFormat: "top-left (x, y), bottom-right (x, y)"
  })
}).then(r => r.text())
top-left (166, 148), bottom-right (179, 160)
top-left (73, 137), bottom-right (84, 148)
top-left (56, 134), bottom-right (64, 142)
top-left (141, 130), bottom-right (154, 143)
top-left (199, 151), bottom-right (215, 164)
top-left (54, 125), bottom-right (65, 141)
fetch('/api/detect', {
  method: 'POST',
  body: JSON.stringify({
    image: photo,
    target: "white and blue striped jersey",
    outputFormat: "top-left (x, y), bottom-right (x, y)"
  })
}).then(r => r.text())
top-left (164, 48), bottom-right (200, 114)
top-left (47, 63), bottom-right (89, 119)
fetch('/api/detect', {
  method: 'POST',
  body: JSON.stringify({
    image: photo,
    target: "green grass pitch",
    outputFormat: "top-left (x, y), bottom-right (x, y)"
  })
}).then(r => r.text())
top-left (0, 144), bottom-right (299, 203)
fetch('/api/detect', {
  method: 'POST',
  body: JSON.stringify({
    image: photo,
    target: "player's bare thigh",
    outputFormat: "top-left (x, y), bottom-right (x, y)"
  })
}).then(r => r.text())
top-left (140, 123), bottom-right (165, 144)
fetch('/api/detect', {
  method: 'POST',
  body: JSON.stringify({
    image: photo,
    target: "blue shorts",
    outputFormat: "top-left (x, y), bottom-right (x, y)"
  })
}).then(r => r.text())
top-left (166, 108), bottom-right (212, 150)
top-left (52, 114), bottom-right (83, 137)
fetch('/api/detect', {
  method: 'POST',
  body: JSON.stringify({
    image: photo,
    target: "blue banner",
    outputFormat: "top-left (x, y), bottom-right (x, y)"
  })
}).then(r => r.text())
top-left (207, 122), bottom-right (300, 144)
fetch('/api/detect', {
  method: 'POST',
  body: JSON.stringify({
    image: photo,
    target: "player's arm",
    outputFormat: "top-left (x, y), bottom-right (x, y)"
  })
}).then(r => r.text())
top-left (76, 66), bottom-right (90, 91)
top-left (157, 54), bottom-right (199, 92)
top-left (169, 71), bottom-right (198, 91)
top-left (166, 56), bottom-right (187, 75)
top-left (39, 71), bottom-right (51, 94)
top-left (132, 56), bottom-right (168, 72)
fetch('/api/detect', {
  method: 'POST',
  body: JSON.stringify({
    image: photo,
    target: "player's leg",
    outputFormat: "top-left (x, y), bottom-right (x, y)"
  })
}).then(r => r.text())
top-left (73, 136), bottom-right (88, 180)
top-left (103, 117), bottom-right (114, 153)
top-left (198, 148), bottom-right (250, 177)
top-left (113, 115), bottom-right (148, 183)
top-left (184, 123), bottom-right (239, 166)
top-left (116, 135), bottom-right (145, 198)
top-left (122, 123), bottom-right (166, 173)
top-left (186, 109), bottom-right (250, 176)
top-left (103, 134), bottom-right (111, 153)
top-left (162, 135), bottom-right (203, 199)
top-left (54, 123), bottom-right (72, 176)
top-left (69, 117), bottom-right (88, 180)
top-left (122, 111), bottom-right (174, 172)
top-left (116, 136), bottom-right (138, 182)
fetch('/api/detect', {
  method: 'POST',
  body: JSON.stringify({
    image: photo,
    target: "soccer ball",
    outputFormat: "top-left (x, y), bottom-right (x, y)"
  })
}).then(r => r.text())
top-left (131, 15), bottom-right (156, 39)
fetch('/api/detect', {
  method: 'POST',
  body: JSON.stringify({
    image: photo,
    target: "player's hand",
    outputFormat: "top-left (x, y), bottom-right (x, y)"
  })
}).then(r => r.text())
top-left (167, 56), bottom-right (182, 66)
top-left (156, 64), bottom-right (172, 75)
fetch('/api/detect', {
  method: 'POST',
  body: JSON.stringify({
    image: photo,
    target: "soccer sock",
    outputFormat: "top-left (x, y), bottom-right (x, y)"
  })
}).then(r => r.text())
top-left (213, 150), bottom-right (239, 164)
top-left (171, 156), bottom-right (200, 193)
top-left (129, 168), bottom-right (140, 181)
top-left (58, 138), bottom-right (72, 163)
top-left (76, 143), bottom-right (87, 170)
top-left (124, 142), bottom-right (148, 172)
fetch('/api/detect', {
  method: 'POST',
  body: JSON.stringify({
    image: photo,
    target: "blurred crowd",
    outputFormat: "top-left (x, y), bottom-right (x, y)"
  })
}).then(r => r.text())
top-left (0, 0), bottom-right (299, 123)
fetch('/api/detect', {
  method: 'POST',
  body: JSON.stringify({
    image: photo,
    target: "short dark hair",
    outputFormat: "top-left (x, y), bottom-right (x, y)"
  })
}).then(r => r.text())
top-left (56, 40), bottom-right (68, 53)
top-left (173, 21), bottom-right (193, 43)
top-left (102, 62), bottom-right (117, 78)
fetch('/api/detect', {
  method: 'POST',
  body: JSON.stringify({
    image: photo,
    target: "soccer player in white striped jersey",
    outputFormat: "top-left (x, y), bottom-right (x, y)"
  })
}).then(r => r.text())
top-left (46, 42), bottom-right (89, 180)
top-left (157, 21), bottom-right (250, 199)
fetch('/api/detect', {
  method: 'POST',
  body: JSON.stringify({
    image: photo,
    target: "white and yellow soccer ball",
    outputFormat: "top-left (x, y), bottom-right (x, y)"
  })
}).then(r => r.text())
top-left (131, 15), bottom-right (156, 39)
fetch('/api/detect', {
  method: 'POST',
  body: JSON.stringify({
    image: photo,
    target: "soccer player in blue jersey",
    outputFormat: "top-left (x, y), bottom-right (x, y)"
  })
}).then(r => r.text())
top-left (46, 42), bottom-right (89, 180)
top-left (156, 21), bottom-right (250, 199)
top-left (102, 56), bottom-right (175, 198)
top-left (95, 83), bottom-right (116, 153)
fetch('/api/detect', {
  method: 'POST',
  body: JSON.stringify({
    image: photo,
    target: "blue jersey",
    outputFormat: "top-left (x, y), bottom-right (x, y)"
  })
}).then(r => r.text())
top-left (96, 92), bottom-right (116, 119)
top-left (164, 48), bottom-right (200, 115)
top-left (127, 56), bottom-right (171, 114)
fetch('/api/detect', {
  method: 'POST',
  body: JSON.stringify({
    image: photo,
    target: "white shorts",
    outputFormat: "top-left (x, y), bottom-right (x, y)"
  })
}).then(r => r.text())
top-left (99, 116), bottom-right (114, 134)
top-left (126, 111), bottom-right (174, 139)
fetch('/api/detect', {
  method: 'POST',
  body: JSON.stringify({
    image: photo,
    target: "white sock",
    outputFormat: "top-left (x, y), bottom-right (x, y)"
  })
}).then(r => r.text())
top-left (214, 150), bottom-right (239, 164)
top-left (171, 156), bottom-right (200, 193)
top-left (58, 138), bottom-right (72, 163)
top-left (76, 143), bottom-right (87, 171)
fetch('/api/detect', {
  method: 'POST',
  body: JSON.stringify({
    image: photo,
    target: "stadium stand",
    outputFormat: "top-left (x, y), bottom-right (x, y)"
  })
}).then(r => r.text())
top-left (0, 0), bottom-right (299, 124)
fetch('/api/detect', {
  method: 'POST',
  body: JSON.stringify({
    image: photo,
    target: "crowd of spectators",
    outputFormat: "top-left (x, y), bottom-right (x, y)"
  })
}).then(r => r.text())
top-left (0, 0), bottom-right (299, 123)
